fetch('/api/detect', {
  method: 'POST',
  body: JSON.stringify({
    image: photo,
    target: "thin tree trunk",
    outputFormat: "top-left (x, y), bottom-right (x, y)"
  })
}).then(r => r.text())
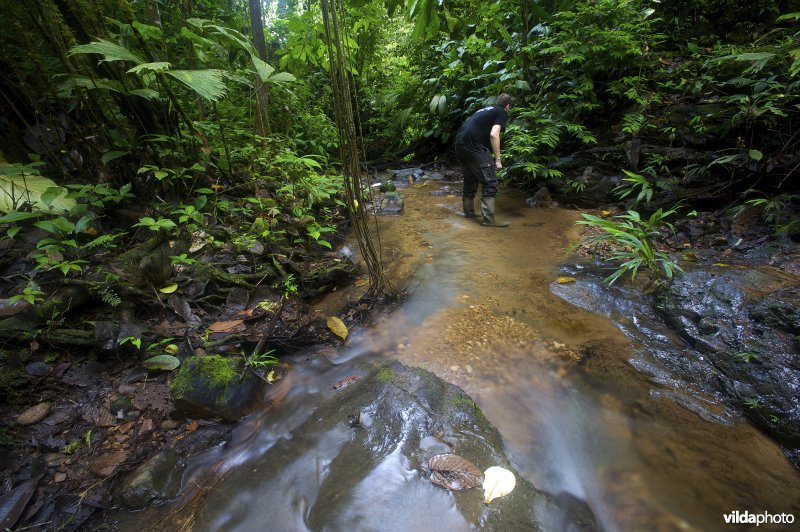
top-left (249, 0), bottom-right (271, 136)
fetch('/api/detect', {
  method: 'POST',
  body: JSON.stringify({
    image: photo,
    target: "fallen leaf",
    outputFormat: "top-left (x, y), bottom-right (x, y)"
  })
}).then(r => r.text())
top-left (0, 477), bottom-right (40, 530)
top-left (332, 375), bottom-right (360, 389)
top-left (266, 369), bottom-right (281, 383)
top-left (428, 454), bottom-right (484, 491)
top-left (713, 263), bottom-right (729, 267)
top-left (207, 319), bottom-right (245, 333)
top-left (556, 276), bottom-right (575, 284)
top-left (355, 278), bottom-right (369, 287)
top-left (327, 316), bottom-right (348, 341)
top-left (142, 354), bottom-right (180, 371)
top-left (159, 283), bottom-right (178, 294)
top-left (186, 420), bottom-right (199, 432)
top-left (483, 466), bottom-right (516, 503)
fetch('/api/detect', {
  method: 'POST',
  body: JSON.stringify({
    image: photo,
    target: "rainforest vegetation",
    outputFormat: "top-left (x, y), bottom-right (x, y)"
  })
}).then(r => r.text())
top-left (1, 0), bottom-right (799, 528)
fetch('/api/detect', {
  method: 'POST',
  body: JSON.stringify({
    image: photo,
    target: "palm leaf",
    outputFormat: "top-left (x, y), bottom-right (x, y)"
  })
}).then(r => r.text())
top-left (69, 39), bottom-right (144, 65)
top-left (166, 69), bottom-right (226, 101)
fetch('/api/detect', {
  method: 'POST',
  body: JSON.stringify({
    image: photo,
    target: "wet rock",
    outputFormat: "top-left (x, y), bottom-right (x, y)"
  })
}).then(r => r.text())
top-left (25, 362), bottom-right (50, 377)
top-left (374, 191), bottom-right (404, 215)
top-left (180, 361), bottom-right (576, 530)
top-left (174, 425), bottom-right (231, 456)
top-left (554, 262), bottom-right (800, 466)
top-left (116, 449), bottom-right (184, 510)
top-left (16, 402), bottom-right (51, 426)
top-left (170, 355), bottom-right (265, 422)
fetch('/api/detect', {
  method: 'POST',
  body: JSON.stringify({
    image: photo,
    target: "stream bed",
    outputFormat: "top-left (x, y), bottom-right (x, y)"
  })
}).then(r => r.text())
top-left (119, 179), bottom-right (799, 531)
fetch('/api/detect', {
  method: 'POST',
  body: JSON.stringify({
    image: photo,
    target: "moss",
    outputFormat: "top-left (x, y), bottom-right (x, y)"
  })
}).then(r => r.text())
top-left (170, 355), bottom-right (239, 400)
top-left (375, 366), bottom-right (395, 383)
top-left (449, 392), bottom-right (481, 413)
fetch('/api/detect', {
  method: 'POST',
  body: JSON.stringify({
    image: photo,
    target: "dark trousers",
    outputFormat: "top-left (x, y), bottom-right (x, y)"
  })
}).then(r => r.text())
top-left (455, 144), bottom-right (498, 199)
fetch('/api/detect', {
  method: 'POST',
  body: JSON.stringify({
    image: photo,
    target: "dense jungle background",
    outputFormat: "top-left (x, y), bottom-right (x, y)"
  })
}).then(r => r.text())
top-left (1, 0), bottom-right (799, 529)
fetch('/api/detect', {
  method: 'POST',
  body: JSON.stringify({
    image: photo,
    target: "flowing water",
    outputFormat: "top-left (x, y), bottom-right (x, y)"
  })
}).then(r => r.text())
top-left (121, 180), bottom-right (799, 531)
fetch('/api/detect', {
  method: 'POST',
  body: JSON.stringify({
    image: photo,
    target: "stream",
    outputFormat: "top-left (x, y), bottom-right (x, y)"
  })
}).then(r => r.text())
top-left (119, 179), bottom-right (799, 531)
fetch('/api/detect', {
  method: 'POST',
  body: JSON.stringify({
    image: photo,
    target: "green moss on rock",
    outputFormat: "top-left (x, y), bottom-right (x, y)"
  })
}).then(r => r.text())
top-left (170, 355), bottom-right (239, 401)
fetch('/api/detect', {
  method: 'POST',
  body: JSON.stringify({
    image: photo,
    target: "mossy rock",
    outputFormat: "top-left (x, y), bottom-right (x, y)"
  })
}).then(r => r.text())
top-left (170, 355), bottom-right (264, 422)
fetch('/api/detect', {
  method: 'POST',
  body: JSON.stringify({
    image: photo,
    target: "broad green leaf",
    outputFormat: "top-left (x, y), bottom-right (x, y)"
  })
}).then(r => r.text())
top-left (0, 171), bottom-right (76, 214)
top-left (128, 89), bottom-right (161, 100)
top-left (128, 61), bottom-right (172, 74)
top-left (69, 39), bottom-right (144, 64)
top-left (101, 151), bottom-right (130, 165)
top-left (327, 316), bottom-right (348, 341)
top-left (268, 72), bottom-right (296, 83)
top-left (166, 69), bottom-right (226, 101)
top-left (749, 149), bottom-right (763, 161)
top-left (483, 466), bottom-right (516, 503)
top-left (142, 354), bottom-right (180, 371)
top-left (132, 21), bottom-right (163, 41)
top-left (252, 56), bottom-right (275, 82)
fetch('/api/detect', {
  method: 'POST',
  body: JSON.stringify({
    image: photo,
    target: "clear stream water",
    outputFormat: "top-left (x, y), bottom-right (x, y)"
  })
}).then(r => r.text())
top-left (121, 180), bottom-right (800, 531)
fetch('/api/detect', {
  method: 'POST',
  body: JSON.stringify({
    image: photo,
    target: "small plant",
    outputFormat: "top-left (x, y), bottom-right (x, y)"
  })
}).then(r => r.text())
top-left (614, 170), bottom-right (653, 206)
top-left (170, 253), bottom-right (197, 266)
top-left (133, 216), bottom-right (178, 232)
top-left (743, 398), bottom-right (760, 410)
top-left (577, 207), bottom-right (683, 287)
top-left (242, 349), bottom-right (280, 370)
top-left (9, 283), bottom-right (45, 305)
top-left (735, 352), bottom-right (759, 363)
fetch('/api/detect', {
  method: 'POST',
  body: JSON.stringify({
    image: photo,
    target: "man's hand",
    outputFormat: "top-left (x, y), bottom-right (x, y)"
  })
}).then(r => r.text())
top-left (495, 158), bottom-right (502, 170)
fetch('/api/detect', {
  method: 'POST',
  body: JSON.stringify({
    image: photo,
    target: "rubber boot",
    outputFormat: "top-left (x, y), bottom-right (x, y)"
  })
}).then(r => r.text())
top-left (462, 197), bottom-right (479, 218)
top-left (480, 197), bottom-right (509, 227)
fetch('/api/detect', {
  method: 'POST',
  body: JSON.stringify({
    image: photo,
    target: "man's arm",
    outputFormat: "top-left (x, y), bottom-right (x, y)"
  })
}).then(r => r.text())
top-left (490, 124), bottom-right (503, 169)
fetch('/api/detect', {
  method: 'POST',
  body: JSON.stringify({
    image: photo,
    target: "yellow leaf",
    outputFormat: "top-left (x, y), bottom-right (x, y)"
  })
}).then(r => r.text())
top-left (556, 276), bottom-right (575, 284)
top-left (483, 466), bottom-right (516, 503)
top-left (327, 316), bottom-right (348, 341)
top-left (267, 370), bottom-right (281, 383)
top-left (164, 344), bottom-right (179, 355)
top-left (601, 210), bottom-right (611, 216)
top-left (713, 263), bottom-right (729, 267)
top-left (159, 283), bottom-right (178, 293)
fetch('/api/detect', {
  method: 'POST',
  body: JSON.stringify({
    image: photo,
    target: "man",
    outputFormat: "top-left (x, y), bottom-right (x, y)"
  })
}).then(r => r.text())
top-left (454, 93), bottom-right (514, 227)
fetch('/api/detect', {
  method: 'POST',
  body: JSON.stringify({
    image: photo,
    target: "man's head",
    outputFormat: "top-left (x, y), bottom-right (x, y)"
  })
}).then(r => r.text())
top-left (496, 93), bottom-right (515, 110)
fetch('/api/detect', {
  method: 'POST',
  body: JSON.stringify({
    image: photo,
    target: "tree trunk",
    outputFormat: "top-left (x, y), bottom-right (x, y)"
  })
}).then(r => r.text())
top-left (249, 0), bottom-right (271, 136)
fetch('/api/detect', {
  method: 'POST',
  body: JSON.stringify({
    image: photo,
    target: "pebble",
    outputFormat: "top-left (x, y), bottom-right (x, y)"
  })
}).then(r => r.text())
top-left (54, 472), bottom-right (67, 483)
top-left (161, 419), bottom-right (179, 431)
top-left (16, 402), bottom-right (51, 425)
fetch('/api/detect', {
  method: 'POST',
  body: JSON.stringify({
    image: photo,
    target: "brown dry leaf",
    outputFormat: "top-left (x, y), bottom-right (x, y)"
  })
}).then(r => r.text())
top-left (326, 316), bottom-right (348, 341)
top-left (186, 420), bottom-right (199, 432)
top-left (81, 404), bottom-right (116, 427)
top-left (355, 278), bottom-right (369, 287)
top-left (207, 319), bottom-right (246, 333)
top-left (428, 453), bottom-right (484, 490)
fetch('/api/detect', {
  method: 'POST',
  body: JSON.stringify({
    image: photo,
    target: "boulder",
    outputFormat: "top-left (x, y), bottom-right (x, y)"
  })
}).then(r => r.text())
top-left (116, 449), bottom-right (185, 509)
top-left (170, 355), bottom-right (265, 422)
top-left (172, 360), bottom-right (594, 531)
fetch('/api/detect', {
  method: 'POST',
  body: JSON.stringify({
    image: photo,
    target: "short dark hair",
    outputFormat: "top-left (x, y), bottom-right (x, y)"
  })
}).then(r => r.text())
top-left (496, 93), bottom-right (515, 108)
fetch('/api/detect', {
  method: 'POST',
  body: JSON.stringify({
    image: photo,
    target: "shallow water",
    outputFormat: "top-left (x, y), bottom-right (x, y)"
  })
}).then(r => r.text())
top-left (121, 181), bottom-right (799, 531)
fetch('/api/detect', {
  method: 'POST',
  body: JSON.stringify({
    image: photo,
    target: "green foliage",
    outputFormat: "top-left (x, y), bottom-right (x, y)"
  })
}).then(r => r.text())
top-left (577, 207), bottom-right (683, 286)
top-left (242, 349), bottom-right (281, 370)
